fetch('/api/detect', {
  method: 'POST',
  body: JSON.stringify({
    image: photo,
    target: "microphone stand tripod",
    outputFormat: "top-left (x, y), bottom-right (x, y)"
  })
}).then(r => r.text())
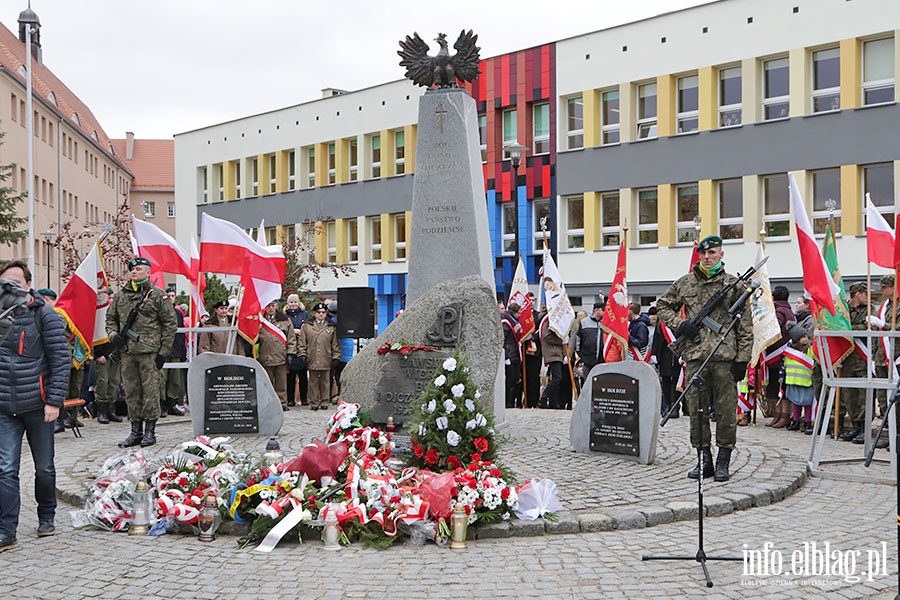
top-left (643, 293), bottom-right (751, 587)
top-left (863, 375), bottom-right (900, 600)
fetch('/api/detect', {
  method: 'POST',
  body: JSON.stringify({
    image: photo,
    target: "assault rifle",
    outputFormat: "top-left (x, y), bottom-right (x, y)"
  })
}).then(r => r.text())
top-left (668, 256), bottom-right (768, 354)
top-left (94, 289), bottom-right (152, 358)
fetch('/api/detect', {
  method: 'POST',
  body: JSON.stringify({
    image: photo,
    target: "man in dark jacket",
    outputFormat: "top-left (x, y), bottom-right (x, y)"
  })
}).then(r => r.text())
top-left (627, 302), bottom-right (651, 357)
top-left (577, 301), bottom-right (604, 378)
top-left (0, 260), bottom-right (70, 551)
top-left (501, 303), bottom-right (523, 408)
top-left (284, 294), bottom-right (309, 406)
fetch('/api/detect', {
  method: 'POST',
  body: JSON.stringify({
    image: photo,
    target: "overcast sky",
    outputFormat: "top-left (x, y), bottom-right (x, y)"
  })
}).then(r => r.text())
top-left (4, 0), bottom-right (711, 140)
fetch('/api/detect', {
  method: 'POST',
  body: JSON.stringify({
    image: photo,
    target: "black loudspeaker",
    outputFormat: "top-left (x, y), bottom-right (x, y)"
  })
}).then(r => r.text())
top-left (337, 287), bottom-right (376, 338)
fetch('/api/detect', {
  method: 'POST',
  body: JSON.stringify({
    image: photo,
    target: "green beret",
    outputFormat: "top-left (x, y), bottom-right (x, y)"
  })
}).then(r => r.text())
top-left (697, 235), bottom-right (723, 252)
top-left (36, 288), bottom-right (57, 299)
top-left (128, 256), bottom-right (152, 270)
top-left (849, 281), bottom-right (867, 294)
top-left (880, 274), bottom-right (895, 288)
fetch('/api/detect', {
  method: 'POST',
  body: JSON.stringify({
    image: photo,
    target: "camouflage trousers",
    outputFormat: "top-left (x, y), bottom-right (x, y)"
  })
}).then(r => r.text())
top-left (685, 360), bottom-right (737, 450)
top-left (159, 362), bottom-right (186, 407)
top-left (840, 365), bottom-right (867, 422)
top-left (94, 357), bottom-right (120, 406)
top-left (121, 353), bottom-right (160, 421)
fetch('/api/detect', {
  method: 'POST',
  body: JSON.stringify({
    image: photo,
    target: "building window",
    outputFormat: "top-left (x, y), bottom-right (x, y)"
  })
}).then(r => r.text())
top-left (863, 37), bottom-right (895, 106)
top-left (326, 220), bottom-right (337, 263)
top-left (864, 163), bottom-right (895, 224)
top-left (288, 151), bottom-right (296, 191)
top-left (677, 75), bottom-right (699, 134)
top-left (503, 109), bottom-right (518, 148)
top-left (812, 48), bottom-right (841, 113)
top-left (306, 147), bottom-right (315, 188)
top-left (233, 161), bottom-right (241, 198)
top-left (676, 184), bottom-right (699, 244)
top-left (394, 131), bottom-right (405, 175)
top-left (762, 57), bottom-right (790, 121)
top-left (349, 139), bottom-right (358, 182)
top-left (498, 202), bottom-right (515, 256)
top-left (762, 174), bottom-right (790, 238)
top-left (717, 179), bottom-right (743, 240)
top-left (565, 97), bottom-right (583, 149)
top-left (143, 201), bottom-right (156, 218)
top-left (637, 189), bottom-right (658, 246)
top-left (266, 227), bottom-right (277, 246)
top-left (601, 89), bottom-right (620, 145)
top-left (268, 155), bottom-right (277, 194)
top-left (201, 167), bottom-right (208, 203)
top-left (347, 218), bottom-right (359, 263)
top-left (286, 224), bottom-right (297, 248)
top-left (533, 103), bottom-right (550, 154)
top-left (250, 158), bottom-right (259, 197)
top-left (637, 83), bottom-right (658, 139)
top-left (167, 202), bottom-right (176, 218)
top-left (562, 196), bottom-right (583, 250)
top-left (328, 143), bottom-right (336, 184)
top-left (532, 199), bottom-right (551, 253)
top-left (719, 66), bottom-right (742, 127)
top-left (394, 214), bottom-right (407, 261)
top-left (810, 168), bottom-right (841, 235)
top-left (477, 114), bottom-right (487, 163)
top-left (370, 216), bottom-right (382, 261)
top-left (600, 192), bottom-right (620, 248)
top-left (216, 165), bottom-right (224, 201)
top-left (370, 135), bottom-right (381, 179)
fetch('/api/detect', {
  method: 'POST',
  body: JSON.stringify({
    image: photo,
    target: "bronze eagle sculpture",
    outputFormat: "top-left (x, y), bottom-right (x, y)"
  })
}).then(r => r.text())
top-left (398, 30), bottom-right (481, 88)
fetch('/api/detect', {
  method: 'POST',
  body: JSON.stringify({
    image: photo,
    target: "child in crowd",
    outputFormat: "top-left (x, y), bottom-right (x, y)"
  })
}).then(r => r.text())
top-left (783, 321), bottom-right (815, 433)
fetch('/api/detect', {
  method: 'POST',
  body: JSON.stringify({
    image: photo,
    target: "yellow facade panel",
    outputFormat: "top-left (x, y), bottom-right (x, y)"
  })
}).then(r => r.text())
top-left (275, 151), bottom-right (288, 193)
top-left (314, 142), bottom-right (327, 188)
top-left (789, 47), bottom-right (808, 117)
top-left (840, 164), bottom-right (861, 236)
top-left (404, 125), bottom-right (417, 174)
top-left (656, 75), bottom-right (675, 138)
top-left (335, 218), bottom-right (348, 264)
top-left (584, 191), bottom-right (600, 251)
top-left (381, 129), bottom-right (395, 178)
top-left (583, 89), bottom-right (601, 148)
top-left (380, 212), bottom-right (394, 261)
top-left (314, 220), bottom-right (327, 263)
top-left (698, 67), bottom-right (717, 132)
top-left (222, 161), bottom-right (235, 201)
top-left (840, 38), bottom-right (861, 110)
top-left (335, 140), bottom-right (348, 185)
top-left (698, 180), bottom-right (716, 239)
top-left (657, 184), bottom-right (675, 247)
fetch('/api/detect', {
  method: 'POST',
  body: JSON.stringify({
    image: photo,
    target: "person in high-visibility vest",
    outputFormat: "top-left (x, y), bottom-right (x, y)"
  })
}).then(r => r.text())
top-left (783, 322), bottom-right (815, 434)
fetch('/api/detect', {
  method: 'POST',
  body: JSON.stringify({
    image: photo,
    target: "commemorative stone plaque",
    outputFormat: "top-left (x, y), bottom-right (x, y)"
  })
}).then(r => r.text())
top-left (371, 350), bottom-right (451, 426)
top-left (204, 364), bottom-right (259, 434)
top-left (570, 362), bottom-right (661, 464)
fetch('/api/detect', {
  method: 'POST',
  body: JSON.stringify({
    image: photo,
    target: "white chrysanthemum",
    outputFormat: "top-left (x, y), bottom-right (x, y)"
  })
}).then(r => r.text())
top-left (465, 398), bottom-right (475, 412)
top-left (474, 413), bottom-right (487, 427)
top-left (474, 390), bottom-right (481, 399)
top-left (436, 416), bottom-right (448, 430)
top-left (443, 357), bottom-right (457, 372)
top-left (451, 383), bottom-right (465, 398)
top-left (465, 419), bottom-right (476, 430)
top-left (418, 423), bottom-right (427, 436)
top-left (338, 415), bottom-right (353, 429)
top-left (447, 430), bottom-right (460, 446)
top-left (443, 399), bottom-right (457, 413)
top-left (427, 399), bottom-right (437, 413)
top-left (434, 374), bottom-right (447, 387)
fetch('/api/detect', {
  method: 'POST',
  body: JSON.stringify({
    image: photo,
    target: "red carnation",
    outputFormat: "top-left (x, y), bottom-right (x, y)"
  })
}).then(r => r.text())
top-left (490, 468), bottom-right (502, 477)
top-left (501, 487), bottom-right (510, 499)
top-left (469, 453), bottom-right (481, 463)
top-left (474, 437), bottom-right (489, 452)
top-left (468, 480), bottom-right (477, 489)
top-left (425, 449), bottom-right (440, 465)
top-left (413, 445), bottom-right (424, 458)
top-left (446, 455), bottom-right (462, 469)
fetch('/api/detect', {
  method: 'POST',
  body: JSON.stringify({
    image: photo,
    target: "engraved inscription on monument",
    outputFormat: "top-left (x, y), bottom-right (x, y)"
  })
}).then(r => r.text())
top-left (425, 303), bottom-right (461, 346)
top-left (589, 373), bottom-right (639, 456)
top-left (204, 364), bottom-right (259, 434)
top-left (372, 350), bottom-right (450, 425)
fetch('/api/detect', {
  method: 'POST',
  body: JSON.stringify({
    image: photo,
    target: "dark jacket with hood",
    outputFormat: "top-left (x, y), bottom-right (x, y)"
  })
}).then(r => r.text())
top-left (628, 313), bottom-right (651, 351)
top-left (0, 291), bottom-right (69, 414)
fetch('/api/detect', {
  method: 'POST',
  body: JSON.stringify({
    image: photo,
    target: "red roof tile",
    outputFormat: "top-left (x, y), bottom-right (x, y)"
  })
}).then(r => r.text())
top-left (110, 138), bottom-right (174, 191)
top-left (0, 20), bottom-right (127, 171)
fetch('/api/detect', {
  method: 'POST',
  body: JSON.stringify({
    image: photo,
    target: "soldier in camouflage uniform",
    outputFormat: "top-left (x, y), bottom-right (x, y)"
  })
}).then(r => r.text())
top-left (865, 274), bottom-right (894, 449)
top-left (838, 282), bottom-right (869, 443)
top-left (657, 235), bottom-right (752, 482)
top-left (106, 257), bottom-right (177, 448)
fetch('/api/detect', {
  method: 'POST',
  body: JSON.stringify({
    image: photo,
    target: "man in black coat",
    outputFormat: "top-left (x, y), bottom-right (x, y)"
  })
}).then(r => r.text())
top-left (0, 260), bottom-right (70, 551)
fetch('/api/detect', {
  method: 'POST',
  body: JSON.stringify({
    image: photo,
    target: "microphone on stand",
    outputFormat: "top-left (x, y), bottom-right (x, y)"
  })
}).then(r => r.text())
top-left (729, 279), bottom-right (761, 316)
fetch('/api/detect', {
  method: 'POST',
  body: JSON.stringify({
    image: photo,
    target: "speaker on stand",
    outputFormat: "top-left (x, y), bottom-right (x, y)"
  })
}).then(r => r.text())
top-left (336, 287), bottom-right (376, 339)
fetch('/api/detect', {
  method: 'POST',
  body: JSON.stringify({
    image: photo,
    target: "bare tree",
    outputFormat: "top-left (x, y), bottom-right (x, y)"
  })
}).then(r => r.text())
top-left (281, 218), bottom-right (355, 302)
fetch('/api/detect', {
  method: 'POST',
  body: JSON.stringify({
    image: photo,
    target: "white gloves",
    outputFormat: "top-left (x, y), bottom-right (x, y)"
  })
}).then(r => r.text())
top-left (867, 315), bottom-right (886, 328)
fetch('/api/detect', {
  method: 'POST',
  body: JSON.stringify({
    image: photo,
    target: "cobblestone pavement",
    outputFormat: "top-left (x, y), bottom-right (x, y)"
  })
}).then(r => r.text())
top-left (2, 407), bottom-right (898, 599)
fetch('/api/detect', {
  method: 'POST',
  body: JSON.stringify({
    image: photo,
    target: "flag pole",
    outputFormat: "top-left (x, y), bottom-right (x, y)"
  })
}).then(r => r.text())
top-left (826, 201), bottom-right (842, 439)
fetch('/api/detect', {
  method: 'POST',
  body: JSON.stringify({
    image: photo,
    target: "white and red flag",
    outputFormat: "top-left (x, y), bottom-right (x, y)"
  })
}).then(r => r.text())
top-left (54, 242), bottom-right (111, 365)
top-left (132, 216), bottom-right (193, 280)
top-left (199, 213), bottom-right (285, 284)
top-left (540, 247), bottom-right (575, 340)
top-left (601, 240), bottom-right (630, 362)
top-left (789, 173), bottom-right (840, 316)
top-left (189, 238), bottom-right (207, 327)
top-left (508, 257), bottom-right (534, 341)
top-left (865, 193), bottom-right (895, 269)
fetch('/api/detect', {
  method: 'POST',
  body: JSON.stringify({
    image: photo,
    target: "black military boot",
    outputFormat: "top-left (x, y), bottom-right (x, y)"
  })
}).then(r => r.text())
top-left (140, 420), bottom-right (157, 447)
top-left (687, 447), bottom-right (714, 480)
top-left (96, 403), bottom-right (109, 424)
top-left (840, 421), bottom-right (862, 442)
top-left (118, 421), bottom-right (143, 448)
top-left (714, 448), bottom-right (733, 482)
top-left (851, 428), bottom-right (870, 445)
top-left (106, 404), bottom-right (123, 423)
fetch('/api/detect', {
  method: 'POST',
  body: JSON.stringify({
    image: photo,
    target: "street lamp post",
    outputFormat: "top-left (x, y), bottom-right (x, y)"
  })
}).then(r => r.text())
top-left (40, 231), bottom-right (54, 288)
top-left (503, 142), bottom-right (529, 261)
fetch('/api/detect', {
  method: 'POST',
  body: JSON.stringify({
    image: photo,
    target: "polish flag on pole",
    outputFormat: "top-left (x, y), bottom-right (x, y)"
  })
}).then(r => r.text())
top-left (199, 213), bottom-right (285, 284)
top-left (189, 238), bottom-right (207, 327)
top-left (238, 278), bottom-right (282, 343)
top-left (866, 193), bottom-right (895, 269)
top-left (789, 173), bottom-right (839, 316)
top-left (132, 216), bottom-right (193, 280)
top-left (54, 242), bottom-right (111, 364)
